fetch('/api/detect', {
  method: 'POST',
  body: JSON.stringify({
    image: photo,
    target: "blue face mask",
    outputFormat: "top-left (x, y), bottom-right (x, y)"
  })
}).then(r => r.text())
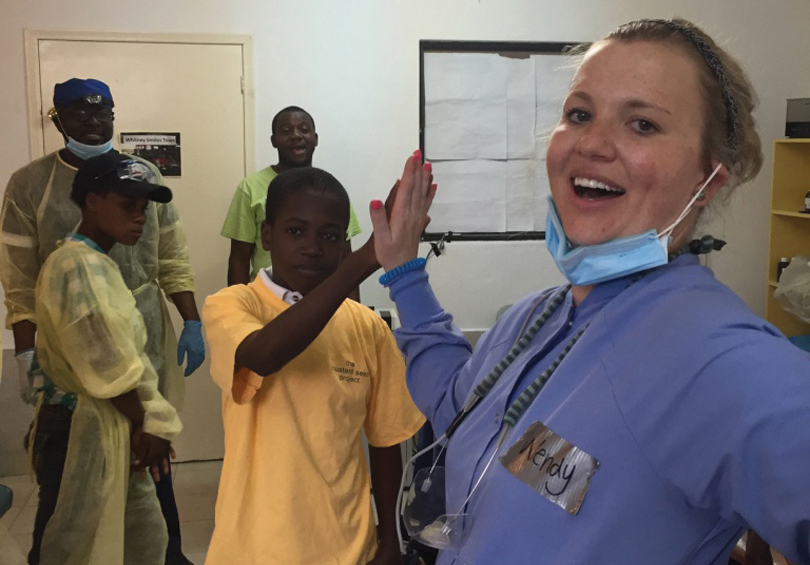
top-left (65, 137), bottom-right (114, 160)
top-left (545, 165), bottom-right (723, 286)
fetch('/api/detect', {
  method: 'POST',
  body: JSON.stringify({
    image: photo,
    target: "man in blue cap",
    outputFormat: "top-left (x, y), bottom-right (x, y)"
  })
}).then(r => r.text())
top-left (0, 78), bottom-right (202, 565)
top-left (49, 78), bottom-right (117, 164)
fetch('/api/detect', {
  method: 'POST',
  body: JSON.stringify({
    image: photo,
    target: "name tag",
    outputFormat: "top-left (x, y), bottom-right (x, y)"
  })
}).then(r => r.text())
top-left (500, 421), bottom-right (599, 515)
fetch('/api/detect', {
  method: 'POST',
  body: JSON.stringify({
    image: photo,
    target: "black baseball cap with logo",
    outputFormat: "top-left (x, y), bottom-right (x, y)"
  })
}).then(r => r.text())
top-left (72, 151), bottom-right (172, 207)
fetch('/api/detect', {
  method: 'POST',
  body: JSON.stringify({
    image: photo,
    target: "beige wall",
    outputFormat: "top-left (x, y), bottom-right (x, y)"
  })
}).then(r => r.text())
top-left (2, 0), bottom-right (809, 332)
top-left (1, 0), bottom-right (810, 470)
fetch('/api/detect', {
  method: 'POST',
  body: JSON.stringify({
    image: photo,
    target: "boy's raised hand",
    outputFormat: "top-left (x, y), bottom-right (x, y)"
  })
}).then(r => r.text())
top-left (369, 151), bottom-right (436, 272)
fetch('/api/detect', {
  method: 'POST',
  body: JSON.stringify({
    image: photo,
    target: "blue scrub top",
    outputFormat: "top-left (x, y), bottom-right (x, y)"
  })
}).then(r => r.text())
top-left (390, 255), bottom-right (810, 565)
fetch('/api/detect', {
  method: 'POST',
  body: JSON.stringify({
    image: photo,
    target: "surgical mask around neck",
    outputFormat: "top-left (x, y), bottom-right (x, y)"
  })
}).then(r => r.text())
top-left (54, 111), bottom-right (114, 161)
top-left (546, 164), bottom-right (722, 286)
top-left (65, 136), bottom-right (114, 160)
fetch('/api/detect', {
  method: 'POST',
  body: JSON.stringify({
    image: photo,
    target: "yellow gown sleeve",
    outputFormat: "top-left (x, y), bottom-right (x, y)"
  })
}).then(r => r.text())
top-left (137, 363), bottom-right (183, 440)
top-left (0, 167), bottom-right (42, 327)
top-left (156, 201), bottom-right (196, 296)
top-left (54, 306), bottom-right (144, 399)
top-left (37, 245), bottom-right (181, 439)
top-left (135, 159), bottom-right (195, 296)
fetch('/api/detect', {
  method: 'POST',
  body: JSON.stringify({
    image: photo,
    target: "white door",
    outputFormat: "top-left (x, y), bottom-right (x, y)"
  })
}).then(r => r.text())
top-left (27, 31), bottom-right (255, 463)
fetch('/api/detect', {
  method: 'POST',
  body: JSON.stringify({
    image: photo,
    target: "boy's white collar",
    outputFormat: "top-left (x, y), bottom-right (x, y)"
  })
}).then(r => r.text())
top-left (259, 268), bottom-right (302, 305)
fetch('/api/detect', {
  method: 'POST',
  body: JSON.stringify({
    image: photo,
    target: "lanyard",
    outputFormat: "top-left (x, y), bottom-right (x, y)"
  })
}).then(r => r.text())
top-left (64, 232), bottom-right (105, 254)
top-left (449, 261), bottom-right (658, 438)
top-left (444, 284), bottom-right (587, 438)
top-left (396, 284), bottom-right (589, 551)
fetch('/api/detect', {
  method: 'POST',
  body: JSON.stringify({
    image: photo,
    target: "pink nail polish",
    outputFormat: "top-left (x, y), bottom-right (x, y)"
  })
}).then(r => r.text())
top-left (425, 162), bottom-right (432, 173)
top-left (370, 200), bottom-right (383, 210)
top-left (414, 149), bottom-right (422, 161)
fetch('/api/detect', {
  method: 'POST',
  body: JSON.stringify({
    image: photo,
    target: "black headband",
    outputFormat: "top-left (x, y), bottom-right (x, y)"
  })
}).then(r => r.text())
top-left (637, 19), bottom-right (739, 150)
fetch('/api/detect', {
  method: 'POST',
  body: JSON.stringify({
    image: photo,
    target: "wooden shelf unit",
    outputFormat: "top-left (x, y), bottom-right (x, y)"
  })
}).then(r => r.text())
top-left (766, 139), bottom-right (810, 337)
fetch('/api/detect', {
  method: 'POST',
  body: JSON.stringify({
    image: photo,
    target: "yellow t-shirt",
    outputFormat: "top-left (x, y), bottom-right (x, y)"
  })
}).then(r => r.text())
top-left (202, 280), bottom-right (425, 565)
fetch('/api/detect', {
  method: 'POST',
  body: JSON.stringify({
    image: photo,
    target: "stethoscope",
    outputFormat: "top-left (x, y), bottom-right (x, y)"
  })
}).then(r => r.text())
top-left (396, 283), bottom-right (590, 550)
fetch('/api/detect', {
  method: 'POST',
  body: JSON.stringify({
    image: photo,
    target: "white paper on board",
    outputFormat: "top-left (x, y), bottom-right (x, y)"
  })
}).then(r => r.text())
top-left (425, 99), bottom-right (507, 160)
top-left (424, 52), bottom-right (509, 100)
top-left (506, 57), bottom-right (537, 160)
top-left (429, 160), bottom-right (507, 232)
top-left (422, 50), bottom-right (574, 233)
top-left (534, 54), bottom-right (575, 137)
top-left (424, 52), bottom-right (509, 160)
top-left (505, 159), bottom-right (550, 231)
top-left (533, 164), bottom-right (552, 231)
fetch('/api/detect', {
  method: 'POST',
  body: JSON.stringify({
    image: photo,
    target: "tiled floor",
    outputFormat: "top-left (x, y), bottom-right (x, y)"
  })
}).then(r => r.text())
top-left (0, 459), bottom-right (222, 565)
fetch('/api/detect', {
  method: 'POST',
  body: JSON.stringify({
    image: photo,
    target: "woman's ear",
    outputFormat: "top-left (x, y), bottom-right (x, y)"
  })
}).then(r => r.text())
top-left (695, 161), bottom-right (729, 208)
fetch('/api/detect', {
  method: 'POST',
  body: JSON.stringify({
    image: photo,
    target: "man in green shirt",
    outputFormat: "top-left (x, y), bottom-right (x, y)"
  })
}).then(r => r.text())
top-left (221, 106), bottom-right (362, 287)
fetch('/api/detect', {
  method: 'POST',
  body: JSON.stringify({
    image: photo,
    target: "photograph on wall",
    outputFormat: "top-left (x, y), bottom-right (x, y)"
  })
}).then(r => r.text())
top-left (120, 132), bottom-right (182, 177)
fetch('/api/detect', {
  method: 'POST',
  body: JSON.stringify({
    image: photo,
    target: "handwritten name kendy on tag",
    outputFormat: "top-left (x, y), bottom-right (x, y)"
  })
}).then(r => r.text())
top-left (500, 421), bottom-right (599, 515)
top-left (518, 437), bottom-right (576, 496)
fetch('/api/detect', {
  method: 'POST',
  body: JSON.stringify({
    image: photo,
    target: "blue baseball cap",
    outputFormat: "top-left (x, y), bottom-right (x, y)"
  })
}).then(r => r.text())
top-left (53, 78), bottom-right (114, 109)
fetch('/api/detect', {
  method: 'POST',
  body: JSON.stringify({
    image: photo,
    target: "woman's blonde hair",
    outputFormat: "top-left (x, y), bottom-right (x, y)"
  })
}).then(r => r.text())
top-left (603, 18), bottom-right (763, 191)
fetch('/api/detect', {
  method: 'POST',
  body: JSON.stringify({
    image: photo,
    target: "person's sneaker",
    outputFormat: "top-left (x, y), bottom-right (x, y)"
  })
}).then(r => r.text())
top-left (165, 554), bottom-right (195, 565)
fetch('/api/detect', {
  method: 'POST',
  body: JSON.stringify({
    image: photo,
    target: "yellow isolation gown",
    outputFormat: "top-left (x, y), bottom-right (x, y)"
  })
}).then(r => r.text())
top-left (0, 151), bottom-right (195, 408)
top-left (35, 239), bottom-right (182, 565)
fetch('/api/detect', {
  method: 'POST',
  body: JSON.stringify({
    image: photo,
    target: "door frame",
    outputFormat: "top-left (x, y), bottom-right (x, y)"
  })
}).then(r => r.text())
top-left (23, 29), bottom-right (255, 174)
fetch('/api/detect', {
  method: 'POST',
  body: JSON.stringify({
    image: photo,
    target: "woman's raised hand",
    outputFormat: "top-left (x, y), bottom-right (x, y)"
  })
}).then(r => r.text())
top-left (369, 150), bottom-right (436, 272)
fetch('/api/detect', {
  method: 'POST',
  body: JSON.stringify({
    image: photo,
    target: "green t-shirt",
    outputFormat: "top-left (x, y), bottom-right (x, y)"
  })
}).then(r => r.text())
top-left (221, 166), bottom-right (363, 280)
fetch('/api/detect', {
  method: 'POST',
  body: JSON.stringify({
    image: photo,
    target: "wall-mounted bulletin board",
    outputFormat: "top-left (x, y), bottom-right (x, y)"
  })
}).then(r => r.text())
top-left (420, 40), bottom-right (578, 242)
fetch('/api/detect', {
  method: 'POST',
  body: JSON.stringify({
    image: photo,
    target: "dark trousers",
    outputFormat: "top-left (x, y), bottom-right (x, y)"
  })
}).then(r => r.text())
top-left (26, 405), bottom-right (183, 565)
top-left (26, 405), bottom-right (71, 565)
top-left (155, 460), bottom-right (182, 557)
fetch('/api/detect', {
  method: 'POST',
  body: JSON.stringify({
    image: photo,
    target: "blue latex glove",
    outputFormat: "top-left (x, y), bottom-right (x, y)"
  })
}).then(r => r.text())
top-left (177, 320), bottom-right (205, 377)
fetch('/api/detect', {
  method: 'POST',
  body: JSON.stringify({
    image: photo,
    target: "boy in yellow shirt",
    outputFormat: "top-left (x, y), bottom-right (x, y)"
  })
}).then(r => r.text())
top-left (203, 167), bottom-right (424, 564)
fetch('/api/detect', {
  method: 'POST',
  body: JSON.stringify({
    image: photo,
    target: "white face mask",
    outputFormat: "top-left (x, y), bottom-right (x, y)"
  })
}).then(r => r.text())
top-left (54, 111), bottom-right (114, 161)
top-left (65, 136), bottom-right (114, 160)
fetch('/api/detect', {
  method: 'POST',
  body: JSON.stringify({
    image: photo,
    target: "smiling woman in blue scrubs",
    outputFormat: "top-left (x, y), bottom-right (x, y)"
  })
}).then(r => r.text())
top-left (368, 18), bottom-right (810, 565)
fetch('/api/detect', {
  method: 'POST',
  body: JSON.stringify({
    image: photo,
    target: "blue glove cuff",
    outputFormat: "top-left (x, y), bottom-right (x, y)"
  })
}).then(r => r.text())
top-left (184, 320), bottom-right (202, 328)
